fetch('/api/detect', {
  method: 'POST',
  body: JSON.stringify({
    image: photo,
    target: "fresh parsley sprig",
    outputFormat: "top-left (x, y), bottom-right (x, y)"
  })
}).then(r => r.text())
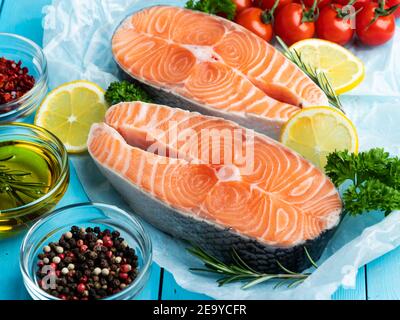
top-left (105, 81), bottom-right (151, 105)
top-left (185, 0), bottom-right (237, 20)
top-left (325, 148), bottom-right (400, 216)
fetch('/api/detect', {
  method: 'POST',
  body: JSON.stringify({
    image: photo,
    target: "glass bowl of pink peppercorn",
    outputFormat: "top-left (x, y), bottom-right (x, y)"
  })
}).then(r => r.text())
top-left (20, 202), bottom-right (152, 300)
top-left (0, 33), bottom-right (48, 121)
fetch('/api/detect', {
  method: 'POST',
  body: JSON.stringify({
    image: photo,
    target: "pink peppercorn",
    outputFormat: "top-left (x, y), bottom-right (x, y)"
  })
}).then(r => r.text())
top-left (119, 272), bottom-right (128, 280)
top-left (120, 264), bottom-right (132, 273)
top-left (77, 283), bottom-right (86, 293)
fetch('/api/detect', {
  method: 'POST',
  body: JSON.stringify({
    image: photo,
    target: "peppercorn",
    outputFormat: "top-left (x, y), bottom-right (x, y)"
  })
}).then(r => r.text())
top-left (87, 259), bottom-right (95, 268)
top-left (36, 226), bottom-right (139, 300)
top-left (77, 283), bottom-right (86, 293)
top-left (99, 259), bottom-right (108, 268)
top-left (71, 226), bottom-right (79, 233)
top-left (111, 230), bottom-right (120, 238)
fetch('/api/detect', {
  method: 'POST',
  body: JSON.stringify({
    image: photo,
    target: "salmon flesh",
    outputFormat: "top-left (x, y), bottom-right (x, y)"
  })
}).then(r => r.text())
top-left (88, 102), bottom-right (342, 273)
top-left (111, 5), bottom-right (329, 140)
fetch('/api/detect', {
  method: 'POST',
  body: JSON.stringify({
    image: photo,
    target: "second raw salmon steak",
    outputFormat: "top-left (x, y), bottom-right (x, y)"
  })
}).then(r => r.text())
top-left (112, 6), bottom-right (328, 139)
top-left (88, 102), bottom-right (342, 272)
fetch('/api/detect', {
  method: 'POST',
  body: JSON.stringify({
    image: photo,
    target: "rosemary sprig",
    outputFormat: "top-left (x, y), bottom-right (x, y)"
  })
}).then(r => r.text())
top-left (0, 156), bottom-right (48, 208)
top-left (188, 246), bottom-right (317, 289)
top-left (276, 36), bottom-right (343, 111)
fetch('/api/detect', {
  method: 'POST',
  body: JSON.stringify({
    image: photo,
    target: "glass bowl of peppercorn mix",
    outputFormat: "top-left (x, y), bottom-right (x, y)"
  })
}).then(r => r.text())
top-left (0, 33), bottom-right (48, 121)
top-left (20, 202), bottom-right (153, 300)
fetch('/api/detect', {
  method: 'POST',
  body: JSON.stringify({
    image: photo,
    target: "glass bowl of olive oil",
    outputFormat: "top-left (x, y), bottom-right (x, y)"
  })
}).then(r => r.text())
top-left (0, 123), bottom-right (69, 237)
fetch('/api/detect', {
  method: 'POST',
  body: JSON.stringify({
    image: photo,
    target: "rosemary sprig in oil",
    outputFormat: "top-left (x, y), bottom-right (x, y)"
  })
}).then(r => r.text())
top-left (188, 246), bottom-right (317, 289)
top-left (276, 36), bottom-right (343, 111)
top-left (0, 156), bottom-right (47, 207)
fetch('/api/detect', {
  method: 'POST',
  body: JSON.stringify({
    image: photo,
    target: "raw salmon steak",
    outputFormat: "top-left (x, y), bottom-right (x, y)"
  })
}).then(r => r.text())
top-left (88, 102), bottom-right (342, 273)
top-left (111, 6), bottom-right (328, 139)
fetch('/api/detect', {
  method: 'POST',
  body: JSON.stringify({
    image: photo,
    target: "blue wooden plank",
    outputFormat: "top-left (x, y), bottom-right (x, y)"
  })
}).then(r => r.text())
top-left (162, 270), bottom-right (212, 300)
top-left (332, 267), bottom-right (367, 300)
top-left (366, 247), bottom-right (400, 300)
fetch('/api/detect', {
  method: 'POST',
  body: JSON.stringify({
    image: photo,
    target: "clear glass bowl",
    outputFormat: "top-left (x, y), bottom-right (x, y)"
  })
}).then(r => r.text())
top-left (0, 123), bottom-right (69, 237)
top-left (0, 33), bottom-right (48, 121)
top-left (20, 202), bottom-right (153, 300)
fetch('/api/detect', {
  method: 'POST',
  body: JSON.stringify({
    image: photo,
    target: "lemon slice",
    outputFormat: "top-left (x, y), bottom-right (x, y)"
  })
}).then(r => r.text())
top-left (290, 39), bottom-right (365, 94)
top-left (35, 80), bottom-right (107, 153)
top-left (280, 106), bottom-right (358, 170)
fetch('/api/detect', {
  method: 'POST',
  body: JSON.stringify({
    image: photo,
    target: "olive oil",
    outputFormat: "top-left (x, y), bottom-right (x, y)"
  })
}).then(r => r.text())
top-left (0, 140), bottom-right (68, 236)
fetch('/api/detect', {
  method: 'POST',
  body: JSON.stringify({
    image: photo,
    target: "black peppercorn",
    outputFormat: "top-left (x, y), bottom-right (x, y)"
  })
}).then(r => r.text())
top-left (71, 226), bottom-right (79, 233)
top-left (99, 259), bottom-right (108, 268)
top-left (111, 231), bottom-right (120, 238)
top-left (69, 238), bottom-right (76, 247)
top-left (87, 259), bottom-right (95, 268)
top-left (112, 279), bottom-right (120, 288)
top-left (77, 254), bottom-right (86, 262)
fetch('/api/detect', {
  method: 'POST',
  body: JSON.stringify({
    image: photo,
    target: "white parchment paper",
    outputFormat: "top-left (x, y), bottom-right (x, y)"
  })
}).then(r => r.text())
top-left (42, 0), bottom-right (400, 299)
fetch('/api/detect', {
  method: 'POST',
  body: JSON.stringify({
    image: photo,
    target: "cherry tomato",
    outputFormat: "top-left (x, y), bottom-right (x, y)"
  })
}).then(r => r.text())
top-left (233, 0), bottom-right (254, 13)
top-left (302, 0), bottom-right (332, 8)
top-left (235, 7), bottom-right (274, 41)
top-left (258, 0), bottom-right (292, 10)
top-left (274, 3), bottom-right (317, 45)
top-left (356, 2), bottom-right (396, 45)
top-left (334, 0), bottom-right (371, 10)
top-left (374, 0), bottom-right (400, 17)
top-left (316, 4), bottom-right (355, 45)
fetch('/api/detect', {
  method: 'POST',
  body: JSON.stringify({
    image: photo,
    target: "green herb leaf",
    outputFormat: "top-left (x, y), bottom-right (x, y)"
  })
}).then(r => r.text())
top-left (105, 81), bottom-right (151, 105)
top-left (185, 0), bottom-right (237, 20)
top-left (188, 246), bottom-right (315, 289)
top-left (0, 158), bottom-right (47, 207)
top-left (325, 148), bottom-right (400, 216)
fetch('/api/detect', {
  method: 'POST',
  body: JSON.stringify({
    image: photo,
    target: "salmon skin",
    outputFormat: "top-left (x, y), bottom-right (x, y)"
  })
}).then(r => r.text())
top-left (111, 5), bottom-right (328, 140)
top-left (88, 102), bottom-right (342, 273)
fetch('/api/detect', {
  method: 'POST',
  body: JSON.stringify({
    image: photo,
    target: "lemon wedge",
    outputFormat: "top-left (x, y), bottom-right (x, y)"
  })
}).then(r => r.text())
top-left (280, 106), bottom-right (359, 170)
top-left (35, 80), bottom-right (107, 153)
top-left (290, 39), bottom-right (365, 95)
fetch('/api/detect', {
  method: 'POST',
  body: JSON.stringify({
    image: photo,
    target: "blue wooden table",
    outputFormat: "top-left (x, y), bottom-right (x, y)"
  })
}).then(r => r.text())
top-left (0, 0), bottom-right (399, 300)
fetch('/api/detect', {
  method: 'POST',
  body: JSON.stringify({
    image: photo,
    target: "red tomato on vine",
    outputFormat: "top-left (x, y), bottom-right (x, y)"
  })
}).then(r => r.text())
top-left (274, 2), bottom-right (318, 45)
top-left (356, 1), bottom-right (398, 46)
top-left (235, 1), bottom-right (279, 42)
top-left (374, 0), bottom-right (400, 17)
top-left (233, 0), bottom-right (254, 13)
top-left (316, 3), bottom-right (356, 45)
